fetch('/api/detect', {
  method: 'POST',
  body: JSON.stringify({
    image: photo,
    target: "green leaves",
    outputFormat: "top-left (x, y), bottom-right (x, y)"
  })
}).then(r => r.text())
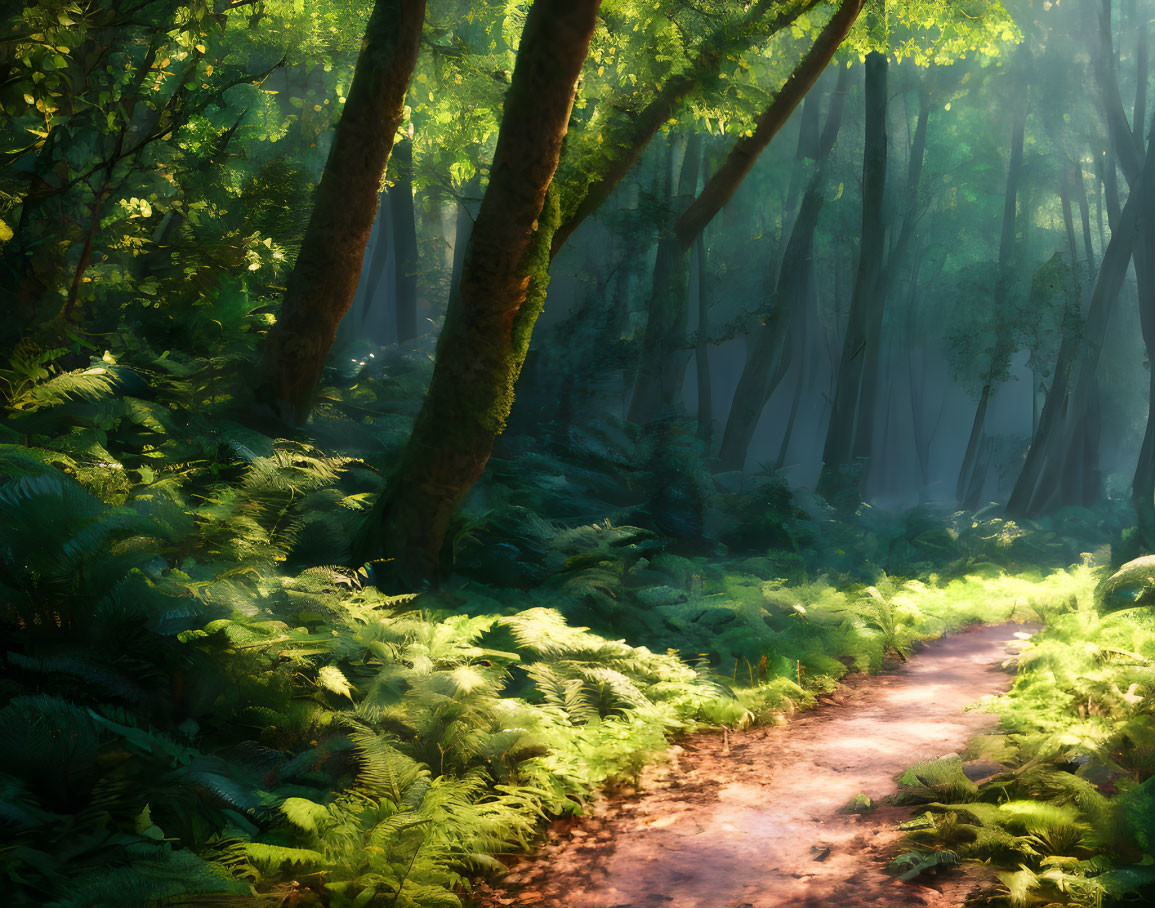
top-left (887, 848), bottom-right (960, 881)
top-left (318, 664), bottom-right (356, 699)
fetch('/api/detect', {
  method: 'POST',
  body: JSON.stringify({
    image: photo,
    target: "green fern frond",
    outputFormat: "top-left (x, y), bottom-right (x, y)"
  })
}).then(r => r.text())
top-left (9, 365), bottom-right (119, 412)
top-left (345, 722), bottom-right (427, 806)
top-left (243, 842), bottom-right (325, 871)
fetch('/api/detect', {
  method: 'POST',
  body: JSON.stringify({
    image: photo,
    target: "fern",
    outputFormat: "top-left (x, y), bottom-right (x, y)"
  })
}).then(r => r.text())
top-left (244, 842), bottom-right (326, 871)
top-left (2, 350), bottom-right (120, 413)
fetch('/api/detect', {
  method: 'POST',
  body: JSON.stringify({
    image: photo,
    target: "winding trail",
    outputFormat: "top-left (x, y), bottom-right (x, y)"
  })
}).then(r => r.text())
top-left (481, 623), bottom-right (1031, 908)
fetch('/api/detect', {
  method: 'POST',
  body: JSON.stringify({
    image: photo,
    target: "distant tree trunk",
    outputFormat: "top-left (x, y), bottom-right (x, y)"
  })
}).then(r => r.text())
top-left (627, 0), bottom-right (863, 428)
top-left (1008, 151), bottom-right (1150, 517)
top-left (256, 0), bottom-right (424, 423)
top-left (628, 133), bottom-right (702, 424)
top-left (340, 190), bottom-right (394, 346)
top-left (1128, 7), bottom-right (1155, 547)
top-left (1135, 3), bottom-right (1149, 154)
top-left (956, 80), bottom-right (1028, 507)
top-left (1073, 161), bottom-right (1096, 283)
top-left (352, 0), bottom-right (601, 583)
top-left (718, 178), bottom-right (826, 471)
top-left (695, 229), bottom-right (713, 444)
top-left (857, 74), bottom-right (930, 499)
top-left (774, 254), bottom-right (818, 470)
top-left (715, 64), bottom-right (850, 472)
top-left (391, 136), bottom-right (420, 342)
top-left (1130, 178), bottom-right (1155, 545)
top-left (1009, 0), bottom-right (1149, 520)
top-left (904, 256), bottom-right (936, 494)
top-left (817, 51), bottom-right (887, 500)
top-left (1134, 358), bottom-right (1155, 547)
top-left (446, 175), bottom-right (480, 317)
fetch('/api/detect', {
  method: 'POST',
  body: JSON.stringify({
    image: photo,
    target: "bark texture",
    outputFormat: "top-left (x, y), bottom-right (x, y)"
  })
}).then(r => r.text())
top-left (257, 0), bottom-right (424, 423)
top-left (354, 0), bottom-right (601, 583)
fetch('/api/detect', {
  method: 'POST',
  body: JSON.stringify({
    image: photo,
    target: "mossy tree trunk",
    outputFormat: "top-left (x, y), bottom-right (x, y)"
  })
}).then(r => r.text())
top-left (256, 0), bottom-right (424, 423)
top-left (352, 0), bottom-right (601, 584)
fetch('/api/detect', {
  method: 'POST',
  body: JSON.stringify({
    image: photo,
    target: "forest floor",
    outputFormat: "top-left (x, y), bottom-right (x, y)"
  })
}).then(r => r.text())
top-left (476, 623), bottom-right (1035, 908)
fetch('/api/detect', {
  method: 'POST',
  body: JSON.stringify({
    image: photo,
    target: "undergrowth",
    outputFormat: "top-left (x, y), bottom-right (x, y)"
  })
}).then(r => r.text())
top-left (1, 340), bottom-right (1150, 906)
top-left (889, 572), bottom-right (1155, 906)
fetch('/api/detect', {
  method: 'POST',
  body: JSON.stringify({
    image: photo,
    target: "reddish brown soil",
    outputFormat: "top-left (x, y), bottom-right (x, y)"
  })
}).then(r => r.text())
top-left (477, 623), bottom-right (1031, 908)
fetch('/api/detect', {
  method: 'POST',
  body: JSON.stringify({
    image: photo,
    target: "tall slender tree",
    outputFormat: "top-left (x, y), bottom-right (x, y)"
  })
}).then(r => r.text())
top-left (717, 65), bottom-right (851, 471)
top-left (956, 62), bottom-right (1029, 507)
top-left (256, 0), bottom-right (424, 423)
top-left (817, 49), bottom-right (888, 499)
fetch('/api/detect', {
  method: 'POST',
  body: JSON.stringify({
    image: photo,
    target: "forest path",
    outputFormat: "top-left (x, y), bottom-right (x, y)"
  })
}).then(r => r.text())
top-left (478, 623), bottom-right (1031, 908)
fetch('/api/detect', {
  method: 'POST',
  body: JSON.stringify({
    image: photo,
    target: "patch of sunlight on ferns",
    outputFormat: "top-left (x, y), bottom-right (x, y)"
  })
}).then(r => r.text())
top-left (897, 755), bottom-right (979, 804)
top-left (524, 663), bottom-right (599, 725)
top-left (3, 361), bottom-right (120, 413)
top-left (906, 570), bottom-right (1155, 905)
top-left (249, 726), bottom-right (539, 908)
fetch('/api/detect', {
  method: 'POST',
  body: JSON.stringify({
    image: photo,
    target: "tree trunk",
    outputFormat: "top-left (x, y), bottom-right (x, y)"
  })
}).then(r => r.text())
top-left (1131, 156), bottom-right (1155, 546)
top-left (674, 0), bottom-right (865, 249)
top-left (1008, 149), bottom-right (1151, 517)
top-left (817, 51), bottom-right (888, 500)
top-left (956, 80), bottom-right (1027, 506)
top-left (256, 0), bottom-right (424, 423)
top-left (718, 178), bottom-right (826, 471)
top-left (391, 136), bottom-right (420, 342)
top-left (551, 0), bottom-right (824, 255)
top-left (352, 0), bottom-right (601, 583)
top-left (714, 65), bottom-right (851, 472)
top-left (904, 256), bottom-right (935, 493)
top-left (774, 253), bottom-right (818, 470)
top-left (1134, 364), bottom-right (1155, 548)
top-left (628, 133), bottom-right (702, 424)
top-left (695, 229), bottom-right (713, 444)
top-left (1009, 0), bottom-right (1147, 519)
top-left (341, 190), bottom-right (394, 346)
top-left (628, 0), bottom-right (863, 428)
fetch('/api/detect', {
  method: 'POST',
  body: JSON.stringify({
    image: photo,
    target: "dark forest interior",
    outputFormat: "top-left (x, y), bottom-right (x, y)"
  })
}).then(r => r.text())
top-left (3, 0), bottom-right (1155, 905)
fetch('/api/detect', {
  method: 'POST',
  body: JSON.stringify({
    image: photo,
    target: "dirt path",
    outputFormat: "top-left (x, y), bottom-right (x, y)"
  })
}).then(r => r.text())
top-left (479, 623), bottom-right (1031, 908)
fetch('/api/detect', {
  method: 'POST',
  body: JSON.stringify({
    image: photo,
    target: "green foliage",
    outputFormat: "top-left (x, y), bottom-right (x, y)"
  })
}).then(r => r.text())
top-left (887, 847), bottom-right (960, 881)
top-left (898, 575), bottom-right (1155, 905)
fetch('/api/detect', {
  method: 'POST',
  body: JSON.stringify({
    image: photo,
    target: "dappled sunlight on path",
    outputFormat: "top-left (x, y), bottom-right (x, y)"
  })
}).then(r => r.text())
top-left (479, 624), bottom-right (1031, 908)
